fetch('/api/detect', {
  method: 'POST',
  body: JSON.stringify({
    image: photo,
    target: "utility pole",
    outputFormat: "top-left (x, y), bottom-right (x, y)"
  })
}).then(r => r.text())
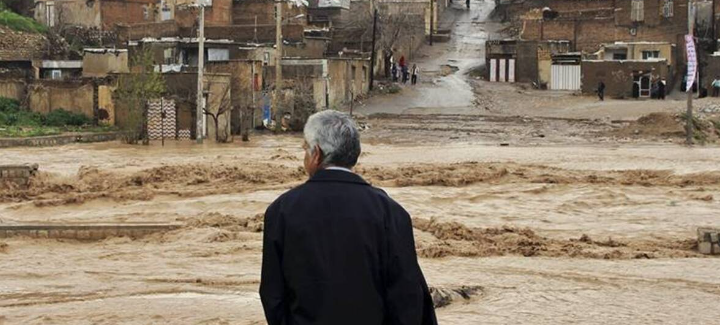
top-left (196, 4), bottom-right (205, 144)
top-left (429, 0), bottom-right (434, 46)
top-left (713, 0), bottom-right (717, 50)
top-left (687, 0), bottom-right (695, 145)
top-left (274, 0), bottom-right (283, 120)
top-left (369, 8), bottom-right (378, 91)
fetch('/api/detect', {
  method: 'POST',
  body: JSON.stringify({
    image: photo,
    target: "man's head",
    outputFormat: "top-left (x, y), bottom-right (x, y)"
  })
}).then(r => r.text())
top-left (302, 110), bottom-right (361, 176)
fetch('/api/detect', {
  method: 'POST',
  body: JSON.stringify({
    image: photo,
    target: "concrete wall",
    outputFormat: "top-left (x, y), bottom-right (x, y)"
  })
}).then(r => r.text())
top-left (0, 80), bottom-right (26, 101)
top-left (581, 60), bottom-right (669, 97)
top-left (516, 41), bottom-right (539, 83)
top-left (83, 51), bottom-right (130, 78)
top-left (206, 60), bottom-right (264, 134)
top-left (28, 81), bottom-right (95, 118)
top-left (326, 59), bottom-right (369, 109)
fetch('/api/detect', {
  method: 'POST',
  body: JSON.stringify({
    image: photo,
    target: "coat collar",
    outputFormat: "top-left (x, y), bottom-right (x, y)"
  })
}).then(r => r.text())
top-left (307, 168), bottom-right (369, 185)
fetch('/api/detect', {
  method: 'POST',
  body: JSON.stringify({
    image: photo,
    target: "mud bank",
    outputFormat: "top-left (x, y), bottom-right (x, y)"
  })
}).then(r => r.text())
top-left (4, 161), bottom-right (720, 207)
top-left (413, 218), bottom-right (701, 259)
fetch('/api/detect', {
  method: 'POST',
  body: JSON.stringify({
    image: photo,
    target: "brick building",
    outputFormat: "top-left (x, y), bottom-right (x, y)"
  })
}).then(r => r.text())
top-left (35, 0), bottom-right (161, 30)
top-left (519, 0), bottom-right (688, 54)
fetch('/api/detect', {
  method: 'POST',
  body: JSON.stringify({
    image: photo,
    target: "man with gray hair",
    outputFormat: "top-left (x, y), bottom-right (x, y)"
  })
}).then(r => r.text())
top-left (260, 110), bottom-right (438, 325)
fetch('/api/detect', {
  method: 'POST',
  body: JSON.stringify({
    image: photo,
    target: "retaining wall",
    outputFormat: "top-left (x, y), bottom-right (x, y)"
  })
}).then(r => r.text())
top-left (0, 132), bottom-right (121, 148)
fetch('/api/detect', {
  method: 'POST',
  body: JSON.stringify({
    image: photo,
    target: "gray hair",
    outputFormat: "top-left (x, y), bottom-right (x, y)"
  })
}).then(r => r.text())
top-left (304, 110), bottom-right (361, 168)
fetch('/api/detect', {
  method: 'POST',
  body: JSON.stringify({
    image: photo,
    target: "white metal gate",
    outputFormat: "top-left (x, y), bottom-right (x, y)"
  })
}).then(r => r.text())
top-left (550, 64), bottom-right (581, 90)
top-left (489, 58), bottom-right (515, 83)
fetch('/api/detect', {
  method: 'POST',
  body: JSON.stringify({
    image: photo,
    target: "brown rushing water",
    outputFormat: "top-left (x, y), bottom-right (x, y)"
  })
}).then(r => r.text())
top-left (1, 135), bottom-right (720, 324)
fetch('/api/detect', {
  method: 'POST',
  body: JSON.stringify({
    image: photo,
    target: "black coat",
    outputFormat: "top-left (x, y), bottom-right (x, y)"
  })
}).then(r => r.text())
top-left (260, 169), bottom-right (438, 325)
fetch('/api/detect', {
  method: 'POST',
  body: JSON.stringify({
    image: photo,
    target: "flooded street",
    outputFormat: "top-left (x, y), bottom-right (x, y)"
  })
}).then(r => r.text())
top-left (2, 0), bottom-right (720, 324)
top-left (2, 131), bottom-right (720, 324)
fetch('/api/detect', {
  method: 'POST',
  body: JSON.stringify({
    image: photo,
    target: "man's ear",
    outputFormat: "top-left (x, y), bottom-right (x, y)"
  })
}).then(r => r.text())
top-left (313, 145), bottom-right (323, 164)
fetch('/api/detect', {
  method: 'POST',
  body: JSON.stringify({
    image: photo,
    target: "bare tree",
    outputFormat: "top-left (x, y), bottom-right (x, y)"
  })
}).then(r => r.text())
top-left (203, 80), bottom-right (233, 143)
top-left (343, 7), bottom-right (424, 78)
top-left (168, 75), bottom-right (233, 143)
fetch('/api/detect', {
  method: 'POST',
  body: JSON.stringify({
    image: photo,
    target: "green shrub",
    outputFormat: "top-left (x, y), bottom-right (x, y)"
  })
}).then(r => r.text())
top-left (0, 97), bottom-right (46, 127)
top-left (0, 97), bottom-right (20, 113)
top-left (45, 109), bottom-right (92, 127)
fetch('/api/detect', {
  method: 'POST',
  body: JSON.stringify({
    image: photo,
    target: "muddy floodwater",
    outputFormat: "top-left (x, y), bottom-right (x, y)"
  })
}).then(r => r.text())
top-left (1, 132), bottom-right (720, 324)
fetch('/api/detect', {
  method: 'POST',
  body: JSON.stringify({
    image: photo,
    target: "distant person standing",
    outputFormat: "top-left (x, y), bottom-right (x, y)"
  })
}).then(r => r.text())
top-left (391, 63), bottom-right (398, 82)
top-left (402, 64), bottom-right (409, 84)
top-left (712, 76), bottom-right (720, 97)
top-left (411, 64), bottom-right (420, 85)
top-left (597, 81), bottom-right (606, 101)
top-left (466, 0), bottom-right (470, 9)
top-left (658, 79), bottom-right (666, 100)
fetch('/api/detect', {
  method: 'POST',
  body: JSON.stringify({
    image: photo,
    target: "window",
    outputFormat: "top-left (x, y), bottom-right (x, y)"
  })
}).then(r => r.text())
top-left (663, 0), bottom-right (674, 18)
top-left (631, 0), bottom-right (644, 22)
top-left (163, 48), bottom-right (175, 65)
top-left (46, 2), bottom-right (56, 27)
top-left (642, 50), bottom-right (660, 60)
top-left (613, 53), bottom-right (628, 60)
top-left (207, 48), bottom-right (229, 62)
top-left (161, 4), bottom-right (172, 21)
top-left (50, 70), bottom-right (62, 80)
top-left (143, 7), bottom-right (150, 20)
